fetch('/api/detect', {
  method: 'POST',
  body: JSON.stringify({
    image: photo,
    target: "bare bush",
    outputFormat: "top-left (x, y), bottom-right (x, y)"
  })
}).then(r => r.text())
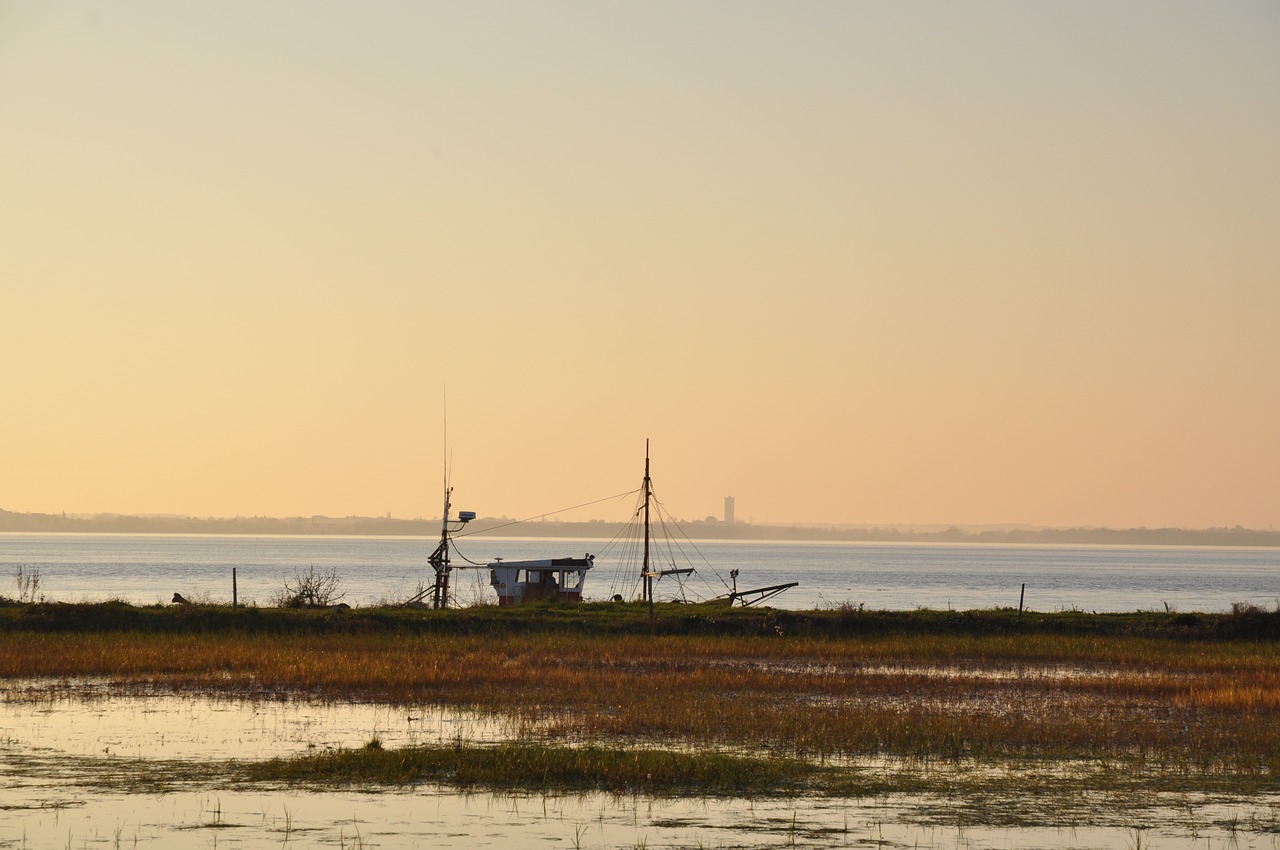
top-left (14, 565), bottom-right (42, 604)
top-left (273, 565), bottom-right (346, 608)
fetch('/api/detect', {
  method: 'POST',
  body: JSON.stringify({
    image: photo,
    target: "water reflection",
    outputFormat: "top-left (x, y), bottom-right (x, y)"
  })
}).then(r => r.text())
top-left (1, 682), bottom-right (505, 761)
top-left (7, 779), bottom-right (1280, 849)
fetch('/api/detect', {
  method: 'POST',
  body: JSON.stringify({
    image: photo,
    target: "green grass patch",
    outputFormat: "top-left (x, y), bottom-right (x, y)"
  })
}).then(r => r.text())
top-left (2, 598), bottom-right (1279, 641)
top-left (238, 742), bottom-right (1280, 810)
top-left (243, 742), bottom-right (817, 796)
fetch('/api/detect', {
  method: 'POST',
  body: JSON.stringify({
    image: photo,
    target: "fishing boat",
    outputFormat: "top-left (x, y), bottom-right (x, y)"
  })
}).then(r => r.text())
top-left (407, 441), bottom-right (791, 609)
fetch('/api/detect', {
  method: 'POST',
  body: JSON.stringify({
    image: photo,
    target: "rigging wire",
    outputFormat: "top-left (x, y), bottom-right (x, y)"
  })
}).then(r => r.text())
top-left (652, 495), bottom-right (735, 594)
top-left (447, 488), bottom-right (642, 572)
top-left (448, 539), bottom-right (488, 567)
top-left (452, 489), bottom-right (640, 539)
top-left (648, 496), bottom-right (727, 601)
top-left (594, 505), bottom-right (642, 563)
top-left (601, 476), bottom-right (735, 604)
top-left (606, 486), bottom-right (649, 601)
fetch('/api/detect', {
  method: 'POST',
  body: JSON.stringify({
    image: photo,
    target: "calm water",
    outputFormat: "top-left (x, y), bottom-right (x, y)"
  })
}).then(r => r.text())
top-left (1, 532), bottom-right (1276, 612)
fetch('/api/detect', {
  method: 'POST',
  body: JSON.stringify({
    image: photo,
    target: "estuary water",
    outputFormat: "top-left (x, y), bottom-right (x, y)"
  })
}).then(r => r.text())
top-left (1, 532), bottom-right (1276, 612)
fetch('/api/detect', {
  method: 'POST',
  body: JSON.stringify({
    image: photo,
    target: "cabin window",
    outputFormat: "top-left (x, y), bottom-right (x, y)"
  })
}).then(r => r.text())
top-left (561, 570), bottom-right (583, 590)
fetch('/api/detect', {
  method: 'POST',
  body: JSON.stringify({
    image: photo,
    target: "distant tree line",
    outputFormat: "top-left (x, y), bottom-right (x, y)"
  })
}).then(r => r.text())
top-left (1, 508), bottom-right (1276, 547)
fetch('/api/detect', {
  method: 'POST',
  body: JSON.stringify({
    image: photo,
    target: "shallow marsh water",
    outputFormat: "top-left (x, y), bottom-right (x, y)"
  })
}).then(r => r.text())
top-left (0, 681), bottom-right (505, 760)
top-left (3, 685), bottom-right (1280, 849)
top-left (5, 761), bottom-right (1280, 849)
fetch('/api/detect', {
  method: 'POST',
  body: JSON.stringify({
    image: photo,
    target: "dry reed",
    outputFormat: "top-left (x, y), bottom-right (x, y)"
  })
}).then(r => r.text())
top-left (4, 621), bottom-right (1278, 772)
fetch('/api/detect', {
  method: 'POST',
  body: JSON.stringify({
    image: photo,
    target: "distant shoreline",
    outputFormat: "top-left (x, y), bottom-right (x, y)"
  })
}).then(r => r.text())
top-left (2, 508), bottom-right (1276, 548)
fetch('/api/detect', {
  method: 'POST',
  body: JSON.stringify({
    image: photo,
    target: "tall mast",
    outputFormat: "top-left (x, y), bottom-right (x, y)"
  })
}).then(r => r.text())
top-left (429, 478), bottom-right (452, 608)
top-left (429, 402), bottom-right (451, 609)
top-left (642, 439), bottom-right (652, 610)
top-left (406, 400), bottom-right (473, 610)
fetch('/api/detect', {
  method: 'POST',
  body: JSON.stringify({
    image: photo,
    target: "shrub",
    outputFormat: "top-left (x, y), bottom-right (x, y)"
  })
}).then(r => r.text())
top-left (273, 566), bottom-right (345, 608)
top-left (14, 566), bottom-right (42, 604)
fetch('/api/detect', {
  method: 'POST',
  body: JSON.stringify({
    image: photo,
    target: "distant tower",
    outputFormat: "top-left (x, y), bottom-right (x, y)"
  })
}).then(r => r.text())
top-left (724, 496), bottom-right (735, 524)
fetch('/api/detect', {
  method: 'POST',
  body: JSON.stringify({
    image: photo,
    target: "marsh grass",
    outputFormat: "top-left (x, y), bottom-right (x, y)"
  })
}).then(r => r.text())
top-left (2, 601), bottom-right (1278, 776)
top-left (230, 745), bottom-right (1280, 816)
top-left (244, 742), bottom-right (816, 795)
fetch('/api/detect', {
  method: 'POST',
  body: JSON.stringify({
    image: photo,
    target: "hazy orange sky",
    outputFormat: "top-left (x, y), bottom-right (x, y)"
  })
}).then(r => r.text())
top-left (2, 2), bottom-right (1277, 529)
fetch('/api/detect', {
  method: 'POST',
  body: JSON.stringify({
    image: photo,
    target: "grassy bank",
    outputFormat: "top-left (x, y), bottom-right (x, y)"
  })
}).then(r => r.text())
top-left (4, 597), bottom-right (1280, 640)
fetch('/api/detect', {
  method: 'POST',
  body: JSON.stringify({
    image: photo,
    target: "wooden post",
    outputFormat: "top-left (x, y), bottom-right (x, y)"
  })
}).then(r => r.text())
top-left (233, 567), bottom-right (238, 609)
top-left (1018, 582), bottom-right (1025, 618)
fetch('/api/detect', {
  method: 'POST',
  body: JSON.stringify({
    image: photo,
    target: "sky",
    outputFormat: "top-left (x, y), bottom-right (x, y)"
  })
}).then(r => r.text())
top-left (2, 2), bottom-right (1278, 529)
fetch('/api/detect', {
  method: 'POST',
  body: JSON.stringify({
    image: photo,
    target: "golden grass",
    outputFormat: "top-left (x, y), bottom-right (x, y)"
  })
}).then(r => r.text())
top-left (5, 627), bottom-right (1279, 772)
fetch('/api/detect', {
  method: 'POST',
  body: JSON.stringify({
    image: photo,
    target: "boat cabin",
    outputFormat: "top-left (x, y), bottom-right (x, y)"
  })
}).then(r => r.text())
top-left (489, 555), bottom-right (594, 605)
